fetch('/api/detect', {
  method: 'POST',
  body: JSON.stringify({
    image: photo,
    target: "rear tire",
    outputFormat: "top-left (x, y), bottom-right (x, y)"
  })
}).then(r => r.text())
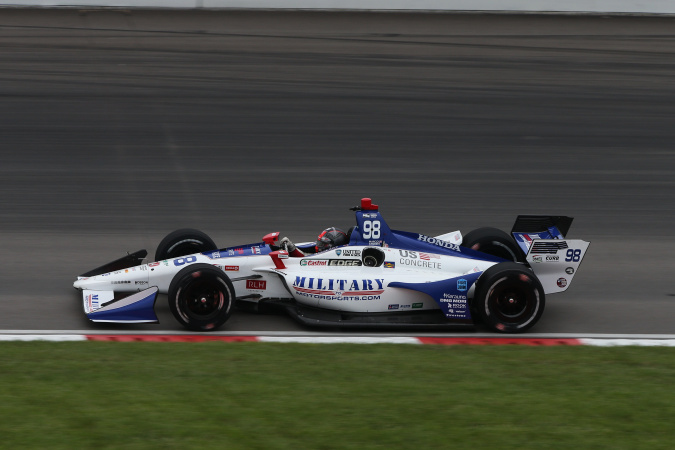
top-left (473, 262), bottom-right (545, 333)
top-left (168, 264), bottom-right (235, 332)
top-left (462, 227), bottom-right (524, 262)
top-left (155, 228), bottom-right (217, 261)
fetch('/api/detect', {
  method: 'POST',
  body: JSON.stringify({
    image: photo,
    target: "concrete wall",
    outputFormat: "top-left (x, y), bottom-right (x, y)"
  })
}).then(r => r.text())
top-left (2, 1), bottom-right (675, 15)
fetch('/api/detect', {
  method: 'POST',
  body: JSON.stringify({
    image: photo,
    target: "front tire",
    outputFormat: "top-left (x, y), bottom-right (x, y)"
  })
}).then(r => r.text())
top-left (155, 228), bottom-right (217, 261)
top-left (473, 262), bottom-right (545, 333)
top-left (168, 264), bottom-right (235, 331)
top-left (462, 227), bottom-right (524, 262)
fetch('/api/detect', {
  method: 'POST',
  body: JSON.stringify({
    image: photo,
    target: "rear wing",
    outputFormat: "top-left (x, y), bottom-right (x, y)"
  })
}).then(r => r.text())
top-left (510, 215), bottom-right (590, 294)
top-left (511, 215), bottom-right (573, 255)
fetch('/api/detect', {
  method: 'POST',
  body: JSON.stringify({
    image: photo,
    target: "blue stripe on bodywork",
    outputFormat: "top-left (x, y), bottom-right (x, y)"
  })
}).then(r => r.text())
top-left (388, 271), bottom-right (482, 320)
top-left (87, 287), bottom-right (159, 323)
top-left (349, 209), bottom-right (506, 263)
top-left (202, 243), bottom-right (271, 259)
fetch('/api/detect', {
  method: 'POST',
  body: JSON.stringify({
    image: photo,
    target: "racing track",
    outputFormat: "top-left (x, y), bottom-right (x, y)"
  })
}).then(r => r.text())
top-left (1, 9), bottom-right (674, 335)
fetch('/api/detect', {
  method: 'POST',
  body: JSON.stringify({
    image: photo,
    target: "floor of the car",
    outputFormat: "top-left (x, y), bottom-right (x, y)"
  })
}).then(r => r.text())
top-left (251, 299), bottom-right (475, 330)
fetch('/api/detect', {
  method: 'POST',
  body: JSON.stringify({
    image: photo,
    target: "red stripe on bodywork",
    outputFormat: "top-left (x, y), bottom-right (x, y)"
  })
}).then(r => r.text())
top-left (416, 337), bottom-right (583, 346)
top-left (86, 334), bottom-right (259, 342)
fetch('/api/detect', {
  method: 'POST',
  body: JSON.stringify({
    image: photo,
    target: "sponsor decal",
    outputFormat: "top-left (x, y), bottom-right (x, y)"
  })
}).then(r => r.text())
top-left (457, 279), bottom-right (468, 292)
top-left (417, 234), bottom-right (460, 252)
top-left (400, 304), bottom-right (411, 309)
top-left (557, 278), bottom-right (568, 288)
top-left (565, 267), bottom-right (575, 275)
top-left (388, 304), bottom-right (399, 310)
top-left (209, 251), bottom-right (222, 259)
top-left (235, 248), bottom-right (245, 255)
top-left (398, 259), bottom-right (441, 269)
top-left (329, 260), bottom-right (361, 266)
top-left (292, 277), bottom-right (384, 301)
top-left (135, 281), bottom-right (148, 285)
top-left (398, 250), bottom-right (442, 269)
top-left (335, 249), bottom-right (341, 256)
top-left (339, 249), bottom-right (361, 257)
top-left (112, 280), bottom-right (131, 284)
top-left (300, 259), bottom-right (328, 266)
top-left (533, 254), bottom-right (563, 263)
top-left (224, 266), bottom-right (239, 271)
top-left (384, 261), bottom-right (395, 268)
top-left (252, 247), bottom-right (261, 255)
top-left (412, 302), bottom-right (423, 309)
top-left (441, 293), bottom-right (468, 318)
top-left (301, 259), bottom-right (362, 267)
top-left (87, 293), bottom-right (100, 311)
top-left (442, 293), bottom-right (467, 302)
top-left (246, 280), bottom-right (267, 290)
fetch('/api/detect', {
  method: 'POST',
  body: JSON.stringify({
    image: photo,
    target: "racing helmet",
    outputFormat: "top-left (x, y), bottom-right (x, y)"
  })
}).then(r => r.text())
top-left (316, 227), bottom-right (348, 252)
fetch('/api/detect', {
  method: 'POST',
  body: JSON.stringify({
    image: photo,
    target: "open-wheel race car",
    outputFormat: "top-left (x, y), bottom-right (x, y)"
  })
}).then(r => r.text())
top-left (74, 198), bottom-right (589, 333)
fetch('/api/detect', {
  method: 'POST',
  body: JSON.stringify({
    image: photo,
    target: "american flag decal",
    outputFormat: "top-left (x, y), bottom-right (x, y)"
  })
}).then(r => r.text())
top-left (531, 241), bottom-right (568, 254)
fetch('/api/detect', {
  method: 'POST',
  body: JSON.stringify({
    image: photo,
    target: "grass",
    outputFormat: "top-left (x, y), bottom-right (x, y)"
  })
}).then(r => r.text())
top-left (1, 342), bottom-right (673, 449)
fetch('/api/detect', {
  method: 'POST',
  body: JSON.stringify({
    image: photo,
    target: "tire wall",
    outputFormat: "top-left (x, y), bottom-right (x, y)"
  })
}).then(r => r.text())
top-left (4, 0), bottom-right (675, 15)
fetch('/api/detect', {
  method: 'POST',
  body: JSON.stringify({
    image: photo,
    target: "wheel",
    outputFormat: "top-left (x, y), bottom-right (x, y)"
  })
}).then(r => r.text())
top-left (168, 264), bottom-right (235, 331)
top-left (473, 262), bottom-right (545, 333)
top-left (462, 227), bottom-right (524, 262)
top-left (155, 228), bottom-right (217, 261)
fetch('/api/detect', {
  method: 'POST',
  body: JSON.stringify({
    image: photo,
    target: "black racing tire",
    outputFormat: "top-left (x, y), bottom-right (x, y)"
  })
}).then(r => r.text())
top-left (473, 262), bottom-right (545, 333)
top-left (155, 228), bottom-right (217, 261)
top-left (462, 227), bottom-right (524, 262)
top-left (168, 264), bottom-right (235, 332)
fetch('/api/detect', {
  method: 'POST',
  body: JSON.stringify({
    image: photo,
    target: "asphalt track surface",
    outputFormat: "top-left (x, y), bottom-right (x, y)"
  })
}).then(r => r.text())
top-left (1, 9), bottom-right (674, 335)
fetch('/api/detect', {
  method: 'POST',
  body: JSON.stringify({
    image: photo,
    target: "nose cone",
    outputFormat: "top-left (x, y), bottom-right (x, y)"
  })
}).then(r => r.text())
top-left (73, 267), bottom-right (149, 292)
top-left (74, 276), bottom-right (100, 290)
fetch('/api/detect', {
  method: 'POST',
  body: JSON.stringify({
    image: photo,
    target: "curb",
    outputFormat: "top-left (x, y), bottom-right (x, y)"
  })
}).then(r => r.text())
top-left (2, 334), bottom-right (675, 346)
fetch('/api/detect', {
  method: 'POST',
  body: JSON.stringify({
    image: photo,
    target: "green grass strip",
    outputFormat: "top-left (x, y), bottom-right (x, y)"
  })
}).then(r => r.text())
top-left (1, 342), bottom-right (673, 449)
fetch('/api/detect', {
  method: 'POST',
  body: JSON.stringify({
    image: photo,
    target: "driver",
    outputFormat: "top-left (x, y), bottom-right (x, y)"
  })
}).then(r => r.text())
top-left (279, 227), bottom-right (348, 257)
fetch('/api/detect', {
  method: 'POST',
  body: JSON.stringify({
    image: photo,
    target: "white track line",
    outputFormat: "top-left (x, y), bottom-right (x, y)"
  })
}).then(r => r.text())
top-left (580, 338), bottom-right (675, 347)
top-left (258, 336), bottom-right (422, 344)
top-left (0, 334), bottom-right (87, 341)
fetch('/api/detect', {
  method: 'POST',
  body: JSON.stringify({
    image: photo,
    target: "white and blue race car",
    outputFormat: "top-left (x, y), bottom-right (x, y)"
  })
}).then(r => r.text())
top-left (74, 198), bottom-right (589, 333)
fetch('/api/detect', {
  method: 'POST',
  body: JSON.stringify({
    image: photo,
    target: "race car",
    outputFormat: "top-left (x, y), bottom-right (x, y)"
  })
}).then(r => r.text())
top-left (73, 198), bottom-right (590, 333)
